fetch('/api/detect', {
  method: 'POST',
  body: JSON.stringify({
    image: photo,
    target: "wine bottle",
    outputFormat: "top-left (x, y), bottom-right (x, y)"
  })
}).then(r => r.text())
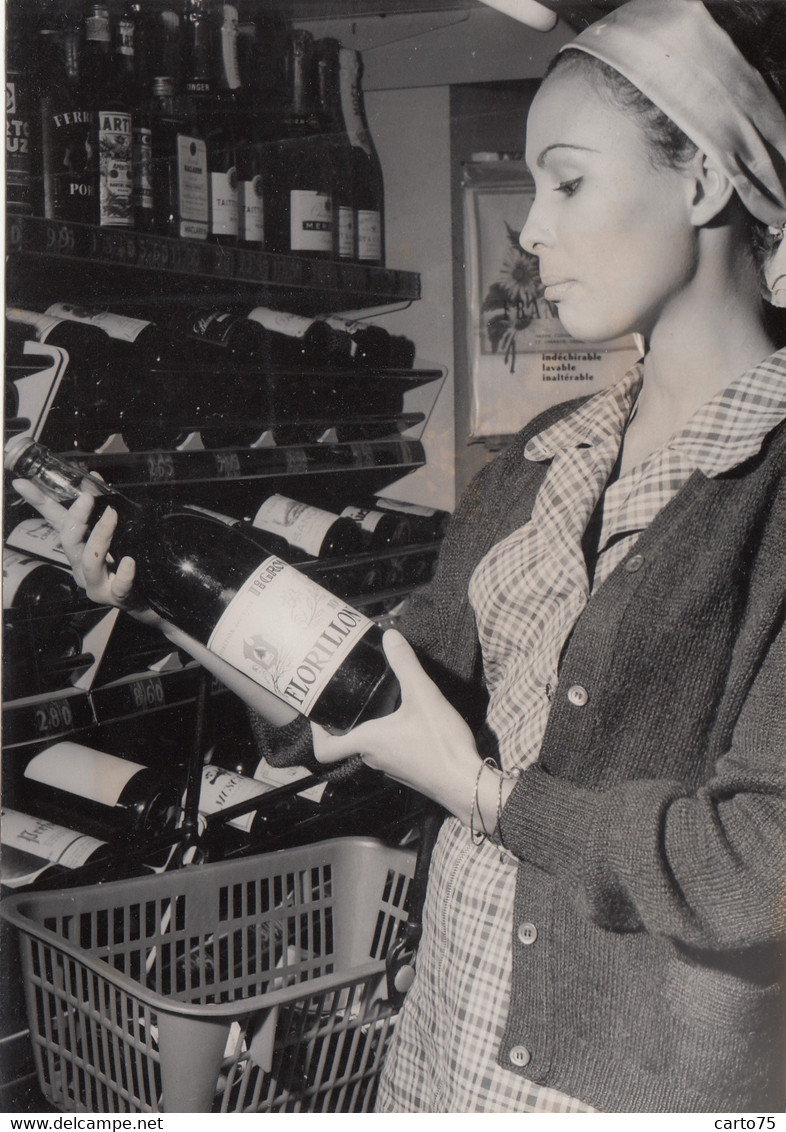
top-left (338, 47), bottom-right (384, 265)
top-left (125, 2), bottom-right (155, 232)
top-left (264, 31), bottom-right (334, 258)
top-left (83, 3), bottom-right (134, 228)
top-left (374, 497), bottom-right (451, 541)
top-left (3, 546), bottom-right (80, 616)
top-left (245, 307), bottom-right (353, 367)
top-left (22, 742), bottom-right (181, 847)
top-left (198, 763), bottom-right (275, 836)
top-left (1, 808), bottom-right (113, 889)
top-left (184, 0), bottom-right (240, 244)
top-left (38, 19), bottom-right (98, 222)
top-left (314, 38), bottom-right (355, 262)
top-left (6, 8), bottom-right (35, 216)
top-left (251, 494), bottom-right (363, 560)
top-left (340, 505), bottom-right (411, 550)
top-left (149, 75), bottom-right (209, 240)
top-left (6, 439), bottom-right (401, 732)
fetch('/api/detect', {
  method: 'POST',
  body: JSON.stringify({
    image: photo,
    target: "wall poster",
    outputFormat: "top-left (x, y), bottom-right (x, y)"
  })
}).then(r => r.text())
top-left (462, 156), bottom-right (642, 440)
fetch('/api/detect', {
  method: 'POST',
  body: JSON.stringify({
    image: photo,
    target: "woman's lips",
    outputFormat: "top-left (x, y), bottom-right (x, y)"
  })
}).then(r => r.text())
top-left (542, 280), bottom-right (574, 302)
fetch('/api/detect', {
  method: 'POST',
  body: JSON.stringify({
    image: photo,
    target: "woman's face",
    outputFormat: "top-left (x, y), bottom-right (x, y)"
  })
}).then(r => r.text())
top-left (520, 68), bottom-right (698, 342)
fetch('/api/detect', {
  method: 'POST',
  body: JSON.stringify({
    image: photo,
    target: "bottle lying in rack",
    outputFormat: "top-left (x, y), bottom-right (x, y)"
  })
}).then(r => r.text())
top-left (249, 494), bottom-right (362, 560)
top-left (373, 497), bottom-right (452, 542)
top-left (6, 438), bottom-right (401, 732)
top-left (1, 808), bottom-right (114, 890)
top-left (339, 504), bottom-right (412, 549)
top-left (19, 741), bottom-right (182, 853)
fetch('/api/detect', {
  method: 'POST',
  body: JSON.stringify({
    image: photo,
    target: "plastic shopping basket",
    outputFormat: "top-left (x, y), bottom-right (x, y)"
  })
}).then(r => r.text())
top-left (1, 836), bottom-right (416, 1113)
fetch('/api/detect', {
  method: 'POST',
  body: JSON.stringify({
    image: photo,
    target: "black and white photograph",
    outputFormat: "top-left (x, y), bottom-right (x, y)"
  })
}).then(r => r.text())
top-left (1, 0), bottom-right (785, 1121)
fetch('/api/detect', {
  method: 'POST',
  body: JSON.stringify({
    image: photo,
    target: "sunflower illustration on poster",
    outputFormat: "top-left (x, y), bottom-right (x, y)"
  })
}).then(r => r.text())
top-left (463, 157), bottom-right (640, 440)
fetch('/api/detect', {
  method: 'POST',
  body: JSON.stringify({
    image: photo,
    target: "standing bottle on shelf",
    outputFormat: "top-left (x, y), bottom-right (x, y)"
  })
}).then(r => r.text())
top-left (264, 30), bottom-right (334, 258)
top-left (149, 73), bottom-right (209, 240)
top-left (338, 47), bottom-right (384, 265)
top-left (82, 2), bottom-right (134, 228)
top-left (6, 7), bottom-right (35, 216)
top-left (315, 38), bottom-right (355, 262)
top-left (183, 0), bottom-right (240, 245)
top-left (7, 438), bottom-right (401, 733)
top-left (38, 16), bottom-right (98, 223)
top-left (19, 742), bottom-right (182, 852)
top-left (234, 17), bottom-right (278, 250)
top-left (124, 1), bottom-right (155, 232)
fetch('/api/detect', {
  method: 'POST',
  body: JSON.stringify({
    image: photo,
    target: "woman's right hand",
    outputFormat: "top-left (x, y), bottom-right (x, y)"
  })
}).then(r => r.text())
top-left (11, 479), bottom-right (160, 624)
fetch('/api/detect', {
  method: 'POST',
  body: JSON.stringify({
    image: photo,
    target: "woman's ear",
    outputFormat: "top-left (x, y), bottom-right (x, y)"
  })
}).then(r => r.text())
top-left (687, 151), bottom-right (736, 226)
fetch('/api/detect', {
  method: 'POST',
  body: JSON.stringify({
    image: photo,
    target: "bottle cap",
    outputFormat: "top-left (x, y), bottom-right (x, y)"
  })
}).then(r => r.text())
top-left (4, 433), bottom-right (36, 472)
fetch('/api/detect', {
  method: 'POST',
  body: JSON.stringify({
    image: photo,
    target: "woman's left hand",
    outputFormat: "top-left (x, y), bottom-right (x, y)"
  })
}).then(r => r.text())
top-left (312, 629), bottom-right (491, 824)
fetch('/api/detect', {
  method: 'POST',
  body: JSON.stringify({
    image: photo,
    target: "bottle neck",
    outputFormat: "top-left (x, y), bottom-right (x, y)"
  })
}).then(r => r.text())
top-left (184, 0), bottom-right (213, 95)
top-left (217, 4), bottom-right (241, 92)
top-left (285, 31), bottom-right (316, 121)
top-left (339, 47), bottom-right (372, 154)
top-left (316, 43), bottom-right (347, 134)
top-left (5, 438), bottom-right (140, 518)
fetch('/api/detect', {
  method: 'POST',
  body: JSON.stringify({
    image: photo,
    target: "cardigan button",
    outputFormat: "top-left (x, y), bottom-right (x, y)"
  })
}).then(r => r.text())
top-left (517, 921), bottom-right (538, 945)
top-left (509, 1045), bottom-right (531, 1068)
top-left (625, 553), bottom-right (645, 573)
top-left (567, 684), bottom-right (588, 707)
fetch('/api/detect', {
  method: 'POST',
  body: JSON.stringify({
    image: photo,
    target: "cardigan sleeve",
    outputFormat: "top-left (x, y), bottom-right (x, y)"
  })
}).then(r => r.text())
top-left (497, 618), bottom-right (786, 952)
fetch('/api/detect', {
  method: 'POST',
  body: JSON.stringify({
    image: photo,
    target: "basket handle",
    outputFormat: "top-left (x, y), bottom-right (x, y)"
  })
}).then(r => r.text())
top-left (385, 804), bottom-right (442, 1008)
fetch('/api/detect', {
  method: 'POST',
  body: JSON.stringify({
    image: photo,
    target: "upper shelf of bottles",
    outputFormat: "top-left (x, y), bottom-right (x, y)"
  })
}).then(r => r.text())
top-left (6, 217), bottom-right (422, 315)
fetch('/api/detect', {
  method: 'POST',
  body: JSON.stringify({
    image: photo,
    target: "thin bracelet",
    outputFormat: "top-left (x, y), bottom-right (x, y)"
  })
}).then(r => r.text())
top-left (469, 760), bottom-right (487, 845)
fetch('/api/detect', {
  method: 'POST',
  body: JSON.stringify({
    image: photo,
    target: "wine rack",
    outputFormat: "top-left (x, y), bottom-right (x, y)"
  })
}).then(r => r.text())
top-left (4, 211), bottom-right (442, 893)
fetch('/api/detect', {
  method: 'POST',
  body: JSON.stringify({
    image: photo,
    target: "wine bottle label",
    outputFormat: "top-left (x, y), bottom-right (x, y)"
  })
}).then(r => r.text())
top-left (207, 555), bottom-right (373, 717)
top-left (118, 19), bottom-right (135, 56)
top-left (41, 103), bottom-right (96, 220)
top-left (377, 498), bottom-right (440, 518)
top-left (210, 168), bottom-right (239, 237)
top-left (98, 110), bottom-right (133, 227)
top-left (6, 519), bottom-right (71, 566)
top-left (238, 176), bottom-right (264, 244)
top-left (7, 308), bottom-right (62, 341)
top-left (25, 743), bottom-right (147, 807)
top-left (247, 308), bottom-right (312, 339)
top-left (176, 134), bottom-right (209, 239)
top-left (2, 809), bottom-right (106, 868)
top-left (253, 494), bottom-right (335, 556)
top-left (357, 210), bottom-right (382, 261)
top-left (6, 73), bottom-right (32, 211)
top-left (290, 190), bottom-right (332, 253)
top-left (341, 505), bottom-right (384, 534)
top-left (45, 303), bottom-right (152, 344)
top-left (199, 766), bottom-right (271, 832)
top-left (338, 206), bottom-right (355, 259)
top-left (134, 127), bottom-right (154, 211)
top-left (2, 549), bottom-right (69, 608)
top-left (253, 758), bottom-right (327, 803)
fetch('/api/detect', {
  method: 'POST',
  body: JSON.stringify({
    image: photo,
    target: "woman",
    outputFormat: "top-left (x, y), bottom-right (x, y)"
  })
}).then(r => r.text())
top-left (13, 0), bottom-right (786, 1112)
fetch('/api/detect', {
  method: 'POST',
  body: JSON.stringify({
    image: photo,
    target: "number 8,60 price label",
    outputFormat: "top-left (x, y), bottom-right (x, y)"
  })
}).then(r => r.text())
top-left (130, 676), bottom-right (165, 711)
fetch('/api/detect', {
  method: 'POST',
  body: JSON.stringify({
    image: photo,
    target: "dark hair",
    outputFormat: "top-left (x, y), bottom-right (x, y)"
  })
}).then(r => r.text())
top-left (545, 2), bottom-right (786, 301)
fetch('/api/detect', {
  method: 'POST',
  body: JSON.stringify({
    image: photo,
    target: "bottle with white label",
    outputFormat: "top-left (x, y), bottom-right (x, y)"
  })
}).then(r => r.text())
top-left (184, 0), bottom-right (239, 245)
top-left (83, 3), bottom-right (134, 228)
top-left (6, 438), bottom-right (401, 733)
top-left (252, 494), bottom-right (362, 560)
top-left (21, 742), bottom-right (182, 848)
top-left (150, 75), bottom-right (209, 240)
top-left (374, 497), bottom-right (452, 542)
top-left (338, 47), bottom-right (384, 265)
top-left (264, 31), bottom-right (334, 258)
top-left (340, 505), bottom-right (412, 550)
top-left (314, 39), bottom-right (355, 262)
top-left (1, 808), bottom-right (114, 889)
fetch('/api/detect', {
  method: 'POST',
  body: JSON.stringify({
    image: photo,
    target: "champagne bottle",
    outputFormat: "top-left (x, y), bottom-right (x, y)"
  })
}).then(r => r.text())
top-left (338, 47), bottom-right (384, 265)
top-left (184, 0), bottom-right (240, 244)
top-left (22, 741), bottom-right (181, 847)
top-left (83, 3), bottom-right (134, 228)
top-left (251, 494), bottom-right (363, 560)
top-left (315, 38), bottom-right (355, 262)
top-left (1, 808), bottom-right (113, 889)
top-left (125, 1), bottom-right (155, 232)
top-left (6, 8), bottom-right (35, 216)
top-left (38, 19), bottom-right (98, 222)
top-left (265, 31), bottom-right (334, 258)
top-left (340, 504), bottom-right (411, 550)
top-left (6, 438), bottom-right (401, 732)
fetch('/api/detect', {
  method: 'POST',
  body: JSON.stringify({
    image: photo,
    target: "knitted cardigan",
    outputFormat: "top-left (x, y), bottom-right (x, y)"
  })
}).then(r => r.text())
top-left (252, 395), bottom-right (786, 1113)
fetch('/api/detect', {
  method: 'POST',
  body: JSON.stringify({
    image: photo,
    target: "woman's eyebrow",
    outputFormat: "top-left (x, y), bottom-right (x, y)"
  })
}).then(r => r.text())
top-left (536, 143), bottom-right (599, 168)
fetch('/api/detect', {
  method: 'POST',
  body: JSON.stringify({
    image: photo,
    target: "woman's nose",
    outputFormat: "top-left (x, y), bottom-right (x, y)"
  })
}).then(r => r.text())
top-left (519, 197), bottom-right (551, 256)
